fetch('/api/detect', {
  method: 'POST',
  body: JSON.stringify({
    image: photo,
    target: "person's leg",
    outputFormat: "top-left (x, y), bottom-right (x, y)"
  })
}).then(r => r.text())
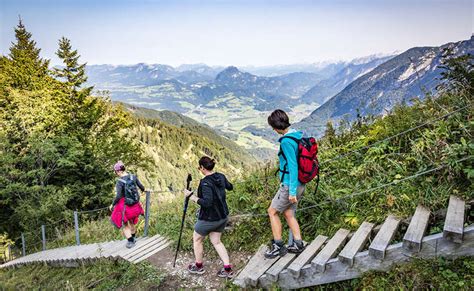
top-left (123, 221), bottom-right (132, 238)
top-left (283, 208), bottom-right (302, 241)
top-left (209, 232), bottom-right (230, 265)
top-left (267, 206), bottom-right (282, 240)
top-left (130, 223), bottom-right (136, 240)
top-left (193, 231), bottom-right (205, 264)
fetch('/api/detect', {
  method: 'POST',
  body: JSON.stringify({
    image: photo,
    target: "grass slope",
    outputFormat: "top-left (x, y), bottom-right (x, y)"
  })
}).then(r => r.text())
top-left (0, 260), bottom-right (164, 290)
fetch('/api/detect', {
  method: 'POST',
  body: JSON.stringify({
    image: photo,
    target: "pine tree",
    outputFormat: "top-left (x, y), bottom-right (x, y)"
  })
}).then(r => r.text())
top-left (324, 120), bottom-right (336, 145)
top-left (5, 18), bottom-right (50, 90)
top-left (54, 37), bottom-right (92, 94)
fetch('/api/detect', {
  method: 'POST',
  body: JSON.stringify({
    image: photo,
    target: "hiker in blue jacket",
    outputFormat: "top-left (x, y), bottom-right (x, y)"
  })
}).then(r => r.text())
top-left (265, 109), bottom-right (306, 258)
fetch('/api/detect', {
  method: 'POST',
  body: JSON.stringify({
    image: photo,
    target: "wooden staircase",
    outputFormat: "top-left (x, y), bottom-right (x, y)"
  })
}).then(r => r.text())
top-left (0, 234), bottom-right (170, 269)
top-left (234, 196), bottom-right (473, 288)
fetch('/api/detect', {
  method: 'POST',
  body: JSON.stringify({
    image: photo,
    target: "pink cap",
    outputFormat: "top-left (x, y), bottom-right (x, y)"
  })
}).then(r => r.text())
top-left (114, 161), bottom-right (125, 171)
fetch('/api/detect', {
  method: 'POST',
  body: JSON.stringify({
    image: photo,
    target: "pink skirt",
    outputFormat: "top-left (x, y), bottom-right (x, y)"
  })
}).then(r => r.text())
top-left (110, 197), bottom-right (144, 229)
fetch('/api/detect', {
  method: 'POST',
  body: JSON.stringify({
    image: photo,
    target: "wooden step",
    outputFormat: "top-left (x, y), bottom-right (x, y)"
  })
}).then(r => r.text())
top-left (403, 205), bottom-right (430, 252)
top-left (125, 237), bottom-right (168, 261)
top-left (131, 240), bottom-right (171, 263)
top-left (234, 245), bottom-right (279, 287)
top-left (287, 235), bottom-right (327, 277)
top-left (264, 253), bottom-right (297, 283)
top-left (443, 196), bottom-right (465, 243)
top-left (122, 235), bottom-right (164, 259)
top-left (105, 237), bottom-right (146, 258)
top-left (369, 215), bottom-right (401, 259)
top-left (311, 229), bottom-right (350, 272)
top-left (267, 225), bottom-right (474, 289)
top-left (339, 222), bottom-right (374, 266)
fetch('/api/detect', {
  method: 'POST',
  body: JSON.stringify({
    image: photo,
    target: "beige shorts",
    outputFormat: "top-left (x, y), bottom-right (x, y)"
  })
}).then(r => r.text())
top-left (270, 184), bottom-right (305, 213)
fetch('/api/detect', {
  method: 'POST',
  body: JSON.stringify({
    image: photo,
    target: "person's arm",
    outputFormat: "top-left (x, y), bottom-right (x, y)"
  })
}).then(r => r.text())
top-left (195, 182), bottom-right (213, 208)
top-left (281, 140), bottom-right (298, 196)
top-left (135, 176), bottom-right (145, 192)
top-left (112, 181), bottom-right (123, 205)
top-left (224, 176), bottom-right (233, 191)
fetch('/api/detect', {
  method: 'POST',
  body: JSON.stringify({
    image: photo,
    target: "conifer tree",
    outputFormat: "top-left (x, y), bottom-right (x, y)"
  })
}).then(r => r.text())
top-left (5, 18), bottom-right (49, 90)
top-left (324, 120), bottom-right (336, 145)
top-left (54, 37), bottom-right (92, 94)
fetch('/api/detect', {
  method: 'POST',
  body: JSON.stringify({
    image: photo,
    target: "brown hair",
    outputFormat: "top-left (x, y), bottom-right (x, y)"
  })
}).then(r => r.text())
top-left (268, 109), bottom-right (291, 130)
top-left (199, 156), bottom-right (216, 171)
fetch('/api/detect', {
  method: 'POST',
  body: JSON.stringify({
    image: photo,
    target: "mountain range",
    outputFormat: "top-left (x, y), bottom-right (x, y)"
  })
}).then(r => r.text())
top-left (85, 36), bottom-right (472, 155)
top-left (86, 55), bottom-right (392, 156)
top-left (297, 36), bottom-right (473, 136)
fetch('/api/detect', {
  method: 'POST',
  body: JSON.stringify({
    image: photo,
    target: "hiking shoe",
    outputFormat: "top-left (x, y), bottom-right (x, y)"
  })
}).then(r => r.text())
top-left (287, 241), bottom-right (305, 254)
top-left (188, 263), bottom-right (205, 275)
top-left (217, 268), bottom-right (234, 278)
top-left (126, 240), bottom-right (136, 249)
top-left (264, 240), bottom-right (288, 259)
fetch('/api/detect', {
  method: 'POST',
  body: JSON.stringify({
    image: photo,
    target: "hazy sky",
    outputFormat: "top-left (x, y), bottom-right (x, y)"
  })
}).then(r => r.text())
top-left (1, 0), bottom-right (472, 66)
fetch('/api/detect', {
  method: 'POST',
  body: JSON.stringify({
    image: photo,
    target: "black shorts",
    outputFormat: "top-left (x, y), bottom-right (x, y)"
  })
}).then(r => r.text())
top-left (194, 218), bottom-right (228, 236)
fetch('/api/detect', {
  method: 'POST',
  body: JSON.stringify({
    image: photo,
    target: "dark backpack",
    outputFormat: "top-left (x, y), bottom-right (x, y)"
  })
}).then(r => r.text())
top-left (118, 175), bottom-right (140, 206)
top-left (278, 136), bottom-right (320, 190)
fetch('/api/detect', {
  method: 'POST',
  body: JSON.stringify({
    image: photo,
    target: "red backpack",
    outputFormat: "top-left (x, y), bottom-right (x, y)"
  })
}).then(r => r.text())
top-left (278, 136), bottom-right (320, 193)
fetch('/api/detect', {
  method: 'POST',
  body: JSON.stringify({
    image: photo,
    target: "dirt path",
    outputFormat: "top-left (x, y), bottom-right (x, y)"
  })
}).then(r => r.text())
top-left (147, 246), bottom-right (253, 289)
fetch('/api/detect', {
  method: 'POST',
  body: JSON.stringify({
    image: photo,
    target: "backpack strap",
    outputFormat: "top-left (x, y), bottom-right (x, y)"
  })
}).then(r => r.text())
top-left (279, 135), bottom-right (301, 144)
top-left (278, 137), bottom-right (298, 182)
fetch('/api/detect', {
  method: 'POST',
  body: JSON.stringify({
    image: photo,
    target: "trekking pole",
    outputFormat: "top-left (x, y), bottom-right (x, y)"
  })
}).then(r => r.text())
top-left (173, 174), bottom-right (193, 268)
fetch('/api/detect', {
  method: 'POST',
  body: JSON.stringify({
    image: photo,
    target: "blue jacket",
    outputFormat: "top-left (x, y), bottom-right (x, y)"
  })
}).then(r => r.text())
top-left (278, 129), bottom-right (303, 196)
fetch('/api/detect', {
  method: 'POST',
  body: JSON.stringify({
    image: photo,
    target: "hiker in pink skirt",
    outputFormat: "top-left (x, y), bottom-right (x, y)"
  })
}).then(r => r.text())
top-left (110, 161), bottom-right (145, 248)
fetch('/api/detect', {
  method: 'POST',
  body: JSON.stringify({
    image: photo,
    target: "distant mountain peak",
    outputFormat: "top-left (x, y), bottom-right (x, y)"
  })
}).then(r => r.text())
top-left (216, 66), bottom-right (247, 81)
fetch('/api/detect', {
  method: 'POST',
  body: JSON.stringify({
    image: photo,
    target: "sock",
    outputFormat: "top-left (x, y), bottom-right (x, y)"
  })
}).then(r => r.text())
top-left (274, 239), bottom-right (284, 246)
top-left (132, 233), bottom-right (136, 238)
top-left (195, 262), bottom-right (203, 268)
top-left (127, 237), bottom-right (134, 242)
top-left (224, 264), bottom-right (232, 271)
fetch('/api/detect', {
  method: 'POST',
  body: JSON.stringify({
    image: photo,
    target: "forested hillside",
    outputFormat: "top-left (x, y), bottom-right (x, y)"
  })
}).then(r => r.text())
top-left (0, 21), bottom-right (253, 243)
top-left (129, 112), bottom-right (254, 193)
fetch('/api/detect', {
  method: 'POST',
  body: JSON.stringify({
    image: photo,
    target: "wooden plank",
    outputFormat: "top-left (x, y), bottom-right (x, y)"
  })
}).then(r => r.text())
top-left (75, 244), bottom-right (100, 260)
top-left (286, 235), bottom-right (327, 277)
top-left (125, 237), bottom-right (168, 261)
top-left (265, 253), bottom-right (297, 282)
top-left (369, 215), bottom-right (400, 259)
top-left (403, 205), bottom-right (430, 252)
top-left (311, 229), bottom-right (350, 272)
top-left (131, 241), bottom-right (171, 263)
top-left (339, 222), bottom-right (374, 266)
top-left (122, 235), bottom-right (165, 259)
top-left (102, 240), bottom-right (128, 257)
top-left (265, 225), bottom-right (474, 289)
top-left (105, 237), bottom-right (147, 258)
top-left (234, 245), bottom-right (273, 287)
top-left (247, 255), bottom-right (280, 287)
top-left (443, 196), bottom-right (465, 243)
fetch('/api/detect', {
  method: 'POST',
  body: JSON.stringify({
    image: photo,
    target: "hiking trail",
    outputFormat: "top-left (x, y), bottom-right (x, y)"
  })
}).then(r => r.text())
top-left (233, 195), bottom-right (473, 288)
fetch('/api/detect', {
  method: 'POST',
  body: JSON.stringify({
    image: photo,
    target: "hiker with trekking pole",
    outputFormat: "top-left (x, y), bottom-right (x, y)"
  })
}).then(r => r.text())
top-left (264, 109), bottom-right (319, 259)
top-left (181, 156), bottom-right (235, 278)
top-left (110, 161), bottom-right (146, 248)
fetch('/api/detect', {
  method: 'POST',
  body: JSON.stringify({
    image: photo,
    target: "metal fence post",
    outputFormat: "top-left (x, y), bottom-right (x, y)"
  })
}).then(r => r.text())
top-left (21, 233), bottom-right (26, 256)
top-left (41, 225), bottom-right (46, 251)
top-left (74, 211), bottom-right (80, 245)
top-left (144, 191), bottom-right (151, 237)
